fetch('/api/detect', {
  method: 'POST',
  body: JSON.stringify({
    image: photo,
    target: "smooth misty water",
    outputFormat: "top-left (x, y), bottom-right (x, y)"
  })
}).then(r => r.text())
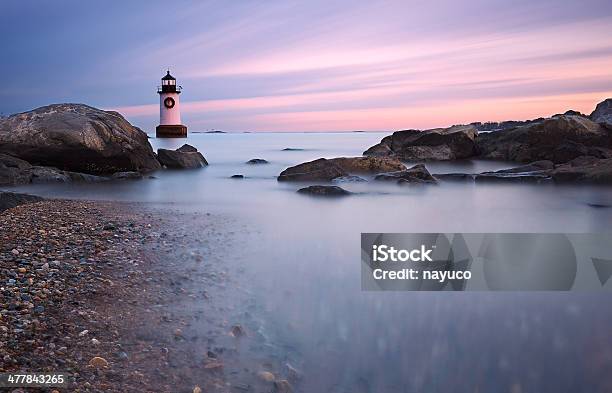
top-left (8, 132), bottom-right (612, 392)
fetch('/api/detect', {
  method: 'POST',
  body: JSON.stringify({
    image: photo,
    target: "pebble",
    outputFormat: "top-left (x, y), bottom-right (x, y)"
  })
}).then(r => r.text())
top-left (230, 324), bottom-right (245, 337)
top-left (89, 356), bottom-right (109, 368)
top-left (258, 371), bottom-right (275, 382)
top-left (286, 363), bottom-right (302, 381)
top-left (274, 379), bottom-right (293, 393)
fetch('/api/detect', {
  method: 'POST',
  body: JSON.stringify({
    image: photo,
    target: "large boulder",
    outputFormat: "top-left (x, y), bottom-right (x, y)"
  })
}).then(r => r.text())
top-left (278, 158), bottom-right (347, 182)
top-left (477, 115), bottom-right (612, 163)
top-left (374, 164), bottom-right (437, 184)
top-left (591, 98), bottom-right (612, 126)
top-left (277, 156), bottom-right (403, 182)
top-left (0, 104), bottom-right (160, 174)
top-left (364, 125), bottom-right (478, 160)
top-left (157, 144), bottom-right (208, 169)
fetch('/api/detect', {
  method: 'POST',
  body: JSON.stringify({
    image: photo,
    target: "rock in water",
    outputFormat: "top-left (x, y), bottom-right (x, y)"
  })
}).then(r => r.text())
top-left (327, 156), bottom-right (405, 173)
top-left (274, 380), bottom-right (293, 393)
top-left (332, 175), bottom-right (367, 183)
top-left (551, 156), bottom-right (612, 183)
top-left (0, 192), bottom-right (43, 213)
top-left (258, 371), bottom-right (276, 382)
top-left (476, 115), bottom-right (612, 163)
top-left (473, 160), bottom-right (553, 183)
top-left (297, 185), bottom-right (351, 196)
top-left (176, 144), bottom-right (198, 153)
top-left (278, 156), bottom-right (403, 181)
top-left (0, 103), bottom-right (161, 174)
top-left (278, 158), bottom-right (347, 181)
top-left (157, 144), bottom-right (208, 169)
top-left (246, 158), bottom-right (269, 164)
top-left (230, 324), bottom-right (245, 337)
top-left (364, 125), bottom-right (478, 160)
top-left (490, 160), bottom-right (555, 173)
top-left (374, 164), bottom-right (437, 184)
top-left (591, 98), bottom-right (612, 125)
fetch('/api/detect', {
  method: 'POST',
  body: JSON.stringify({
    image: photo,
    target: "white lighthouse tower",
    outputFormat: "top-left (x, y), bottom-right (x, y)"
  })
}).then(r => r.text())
top-left (156, 70), bottom-right (187, 138)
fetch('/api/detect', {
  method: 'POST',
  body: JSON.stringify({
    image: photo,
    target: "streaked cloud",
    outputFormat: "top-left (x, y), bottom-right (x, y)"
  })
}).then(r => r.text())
top-left (1, 0), bottom-right (612, 131)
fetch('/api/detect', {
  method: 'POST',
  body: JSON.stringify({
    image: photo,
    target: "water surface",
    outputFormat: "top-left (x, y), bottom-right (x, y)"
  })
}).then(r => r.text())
top-left (8, 132), bottom-right (612, 392)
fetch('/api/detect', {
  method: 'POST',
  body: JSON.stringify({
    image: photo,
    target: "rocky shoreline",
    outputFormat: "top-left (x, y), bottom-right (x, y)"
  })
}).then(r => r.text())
top-left (279, 98), bottom-right (612, 194)
top-left (0, 104), bottom-right (208, 188)
top-left (0, 199), bottom-right (272, 393)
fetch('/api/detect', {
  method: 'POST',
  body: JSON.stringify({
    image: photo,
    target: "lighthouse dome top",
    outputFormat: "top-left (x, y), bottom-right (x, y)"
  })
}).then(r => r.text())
top-left (162, 70), bottom-right (176, 81)
top-left (158, 70), bottom-right (181, 94)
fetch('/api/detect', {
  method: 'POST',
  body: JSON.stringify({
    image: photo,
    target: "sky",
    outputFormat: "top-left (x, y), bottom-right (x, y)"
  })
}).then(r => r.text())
top-left (1, 0), bottom-right (612, 132)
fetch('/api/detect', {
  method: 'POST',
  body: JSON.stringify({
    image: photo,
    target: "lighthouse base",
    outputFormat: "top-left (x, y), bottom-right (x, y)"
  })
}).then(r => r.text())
top-left (156, 125), bottom-right (187, 138)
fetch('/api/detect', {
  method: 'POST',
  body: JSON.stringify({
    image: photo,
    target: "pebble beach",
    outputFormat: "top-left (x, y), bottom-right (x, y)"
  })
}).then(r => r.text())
top-left (0, 199), bottom-right (278, 393)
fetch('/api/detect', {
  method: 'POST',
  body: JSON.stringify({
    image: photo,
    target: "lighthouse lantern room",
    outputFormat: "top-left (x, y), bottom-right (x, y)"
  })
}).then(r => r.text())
top-left (156, 70), bottom-right (187, 138)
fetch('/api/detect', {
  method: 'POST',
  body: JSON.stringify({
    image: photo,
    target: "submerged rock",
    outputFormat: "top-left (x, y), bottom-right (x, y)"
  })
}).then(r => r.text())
top-left (246, 158), bottom-right (269, 164)
top-left (476, 115), bottom-right (612, 163)
top-left (473, 160), bottom-right (553, 183)
top-left (0, 103), bottom-right (160, 174)
top-left (374, 164), bottom-right (437, 184)
top-left (434, 157), bottom-right (612, 184)
top-left (364, 125), bottom-right (478, 160)
top-left (433, 173), bottom-right (475, 181)
top-left (332, 175), bottom-right (367, 183)
top-left (297, 185), bottom-right (351, 196)
top-left (274, 379), bottom-right (293, 393)
top-left (230, 324), bottom-right (245, 337)
top-left (491, 160), bottom-right (555, 173)
top-left (474, 172), bottom-right (552, 183)
top-left (258, 371), bottom-right (276, 383)
top-left (157, 144), bottom-right (208, 169)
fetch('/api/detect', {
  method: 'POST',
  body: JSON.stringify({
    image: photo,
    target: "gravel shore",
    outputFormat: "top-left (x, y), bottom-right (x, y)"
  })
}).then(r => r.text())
top-left (0, 199), bottom-right (223, 392)
top-left (1, 198), bottom-right (295, 393)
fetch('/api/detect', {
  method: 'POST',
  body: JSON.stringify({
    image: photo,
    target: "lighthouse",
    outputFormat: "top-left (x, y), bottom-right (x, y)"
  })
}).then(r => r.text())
top-left (156, 70), bottom-right (187, 138)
